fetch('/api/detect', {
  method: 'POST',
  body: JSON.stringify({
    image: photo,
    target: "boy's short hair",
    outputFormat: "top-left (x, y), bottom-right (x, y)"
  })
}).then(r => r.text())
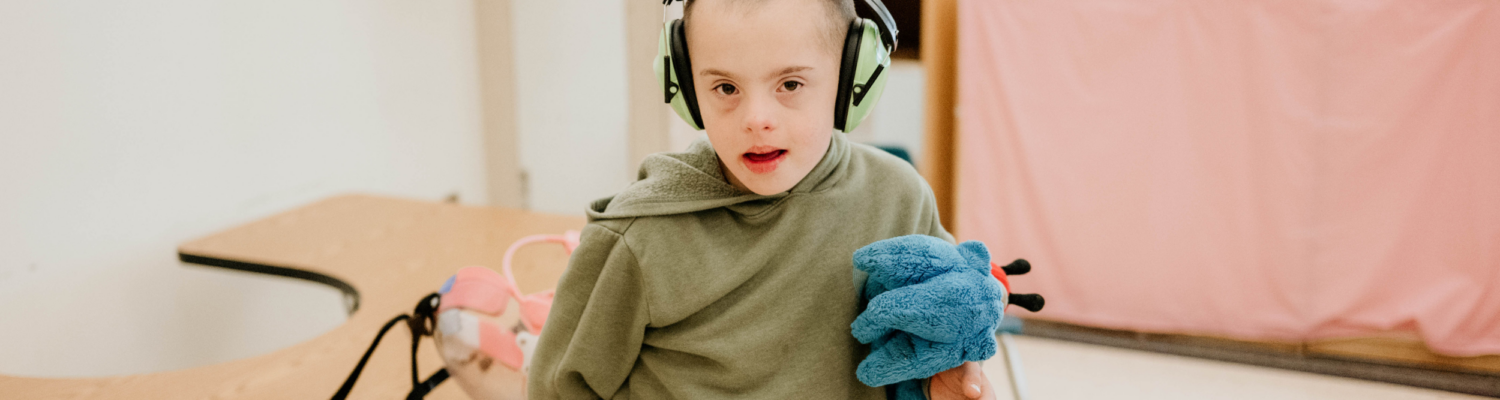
top-left (683, 0), bottom-right (858, 54)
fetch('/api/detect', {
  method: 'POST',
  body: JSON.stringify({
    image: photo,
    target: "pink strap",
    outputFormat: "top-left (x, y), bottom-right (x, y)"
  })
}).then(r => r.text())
top-left (518, 293), bottom-right (554, 333)
top-left (438, 267), bottom-right (510, 315)
top-left (501, 231), bottom-right (578, 332)
top-left (477, 319), bottom-right (525, 370)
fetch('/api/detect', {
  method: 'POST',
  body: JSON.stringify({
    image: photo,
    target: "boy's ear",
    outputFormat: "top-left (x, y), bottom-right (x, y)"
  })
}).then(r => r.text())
top-left (955, 241), bottom-right (991, 271)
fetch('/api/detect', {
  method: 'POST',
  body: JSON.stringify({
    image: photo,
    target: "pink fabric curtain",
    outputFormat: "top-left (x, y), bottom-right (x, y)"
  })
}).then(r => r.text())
top-left (955, 0), bottom-right (1500, 356)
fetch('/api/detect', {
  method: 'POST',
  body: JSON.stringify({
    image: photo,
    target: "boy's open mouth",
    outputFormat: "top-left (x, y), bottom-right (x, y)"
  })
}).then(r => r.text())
top-left (741, 148), bottom-right (787, 174)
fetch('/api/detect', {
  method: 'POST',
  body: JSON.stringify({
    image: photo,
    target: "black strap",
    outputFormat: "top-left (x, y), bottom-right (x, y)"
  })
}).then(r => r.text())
top-left (407, 369), bottom-right (451, 400)
top-left (331, 314), bottom-right (409, 400)
top-left (331, 293), bottom-right (446, 400)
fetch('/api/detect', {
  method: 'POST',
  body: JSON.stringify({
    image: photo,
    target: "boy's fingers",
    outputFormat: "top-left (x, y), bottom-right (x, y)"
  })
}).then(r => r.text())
top-left (933, 362), bottom-right (982, 399)
top-left (961, 362), bottom-right (984, 398)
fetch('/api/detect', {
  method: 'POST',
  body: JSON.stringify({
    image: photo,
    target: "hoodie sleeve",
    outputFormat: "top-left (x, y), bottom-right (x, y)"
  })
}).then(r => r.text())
top-left (529, 222), bottom-right (651, 400)
top-left (922, 182), bottom-right (955, 243)
top-left (927, 212), bottom-right (954, 243)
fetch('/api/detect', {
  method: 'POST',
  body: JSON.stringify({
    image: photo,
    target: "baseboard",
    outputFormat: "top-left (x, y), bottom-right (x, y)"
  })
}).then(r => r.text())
top-left (1017, 319), bottom-right (1500, 398)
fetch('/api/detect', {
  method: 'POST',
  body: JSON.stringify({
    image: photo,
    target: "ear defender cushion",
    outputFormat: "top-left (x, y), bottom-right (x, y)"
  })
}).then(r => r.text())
top-left (668, 20), bottom-right (705, 129)
top-left (833, 19), bottom-right (865, 132)
top-left (655, 19), bottom-right (704, 130)
top-left (834, 18), bottom-right (891, 133)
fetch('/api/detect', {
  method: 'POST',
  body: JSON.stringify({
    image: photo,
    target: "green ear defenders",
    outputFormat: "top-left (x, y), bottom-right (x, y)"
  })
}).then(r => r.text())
top-left (654, 0), bottom-right (899, 132)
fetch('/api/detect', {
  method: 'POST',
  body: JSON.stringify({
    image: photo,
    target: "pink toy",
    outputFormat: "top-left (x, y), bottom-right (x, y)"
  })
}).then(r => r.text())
top-left (433, 231), bottom-right (580, 400)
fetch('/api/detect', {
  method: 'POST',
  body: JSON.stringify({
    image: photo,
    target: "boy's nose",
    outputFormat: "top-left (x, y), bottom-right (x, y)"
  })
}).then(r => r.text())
top-left (741, 94), bottom-right (778, 134)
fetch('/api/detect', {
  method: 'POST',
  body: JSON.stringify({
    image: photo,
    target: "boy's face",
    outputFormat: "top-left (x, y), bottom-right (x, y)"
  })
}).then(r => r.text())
top-left (687, 0), bottom-right (842, 195)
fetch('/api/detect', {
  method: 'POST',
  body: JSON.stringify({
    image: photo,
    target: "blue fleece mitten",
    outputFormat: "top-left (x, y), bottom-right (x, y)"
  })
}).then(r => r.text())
top-left (852, 235), bottom-right (1008, 397)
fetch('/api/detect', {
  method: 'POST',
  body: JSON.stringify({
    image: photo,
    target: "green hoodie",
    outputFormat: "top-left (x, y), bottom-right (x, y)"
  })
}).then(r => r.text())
top-left (529, 132), bottom-right (952, 399)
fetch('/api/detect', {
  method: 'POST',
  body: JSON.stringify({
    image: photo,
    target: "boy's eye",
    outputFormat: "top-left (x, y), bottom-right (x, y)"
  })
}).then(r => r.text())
top-left (714, 84), bottom-right (738, 95)
top-left (781, 81), bottom-right (803, 91)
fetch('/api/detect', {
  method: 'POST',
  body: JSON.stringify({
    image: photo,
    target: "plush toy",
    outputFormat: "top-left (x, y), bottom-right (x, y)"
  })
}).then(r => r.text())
top-left (431, 231), bottom-right (580, 400)
top-left (852, 235), bottom-right (1043, 399)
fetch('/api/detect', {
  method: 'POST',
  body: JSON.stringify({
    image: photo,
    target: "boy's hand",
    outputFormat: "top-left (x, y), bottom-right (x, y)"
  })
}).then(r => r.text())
top-left (926, 362), bottom-right (995, 400)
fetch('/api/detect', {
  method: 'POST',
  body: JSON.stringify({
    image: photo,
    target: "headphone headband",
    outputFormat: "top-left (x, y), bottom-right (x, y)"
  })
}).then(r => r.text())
top-left (661, 0), bottom-right (898, 51)
top-left (854, 0), bottom-right (898, 52)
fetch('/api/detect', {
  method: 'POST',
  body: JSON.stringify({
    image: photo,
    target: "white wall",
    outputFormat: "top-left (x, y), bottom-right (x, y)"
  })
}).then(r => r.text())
top-left (0, 0), bottom-right (486, 377)
top-left (511, 0), bottom-right (633, 215)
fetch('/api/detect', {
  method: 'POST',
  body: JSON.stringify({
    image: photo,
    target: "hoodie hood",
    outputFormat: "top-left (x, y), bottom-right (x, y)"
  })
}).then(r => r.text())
top-left (588, 132), bottom-right (852, 220)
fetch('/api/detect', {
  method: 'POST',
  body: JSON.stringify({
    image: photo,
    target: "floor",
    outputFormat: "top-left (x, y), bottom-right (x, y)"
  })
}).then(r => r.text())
top-left (984, 335), bottom-right (1488, 400)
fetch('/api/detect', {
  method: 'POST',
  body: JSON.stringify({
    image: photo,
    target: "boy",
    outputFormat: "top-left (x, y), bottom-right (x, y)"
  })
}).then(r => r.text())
top-left (529, 0), bottom-right (995, 398)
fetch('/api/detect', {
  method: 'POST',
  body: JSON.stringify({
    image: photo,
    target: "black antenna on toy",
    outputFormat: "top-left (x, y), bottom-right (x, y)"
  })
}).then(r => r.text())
top-left (1009, 294), bottom-right (1045, 312)
top-left (1000, 258), bottom-right (1031, 275)
top-left (997, 258), bottom-right (1045, 312)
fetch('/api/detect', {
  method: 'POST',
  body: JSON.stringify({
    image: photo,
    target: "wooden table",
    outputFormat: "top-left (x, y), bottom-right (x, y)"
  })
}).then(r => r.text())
top-left (0, 194), bottom-right (585, 399)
